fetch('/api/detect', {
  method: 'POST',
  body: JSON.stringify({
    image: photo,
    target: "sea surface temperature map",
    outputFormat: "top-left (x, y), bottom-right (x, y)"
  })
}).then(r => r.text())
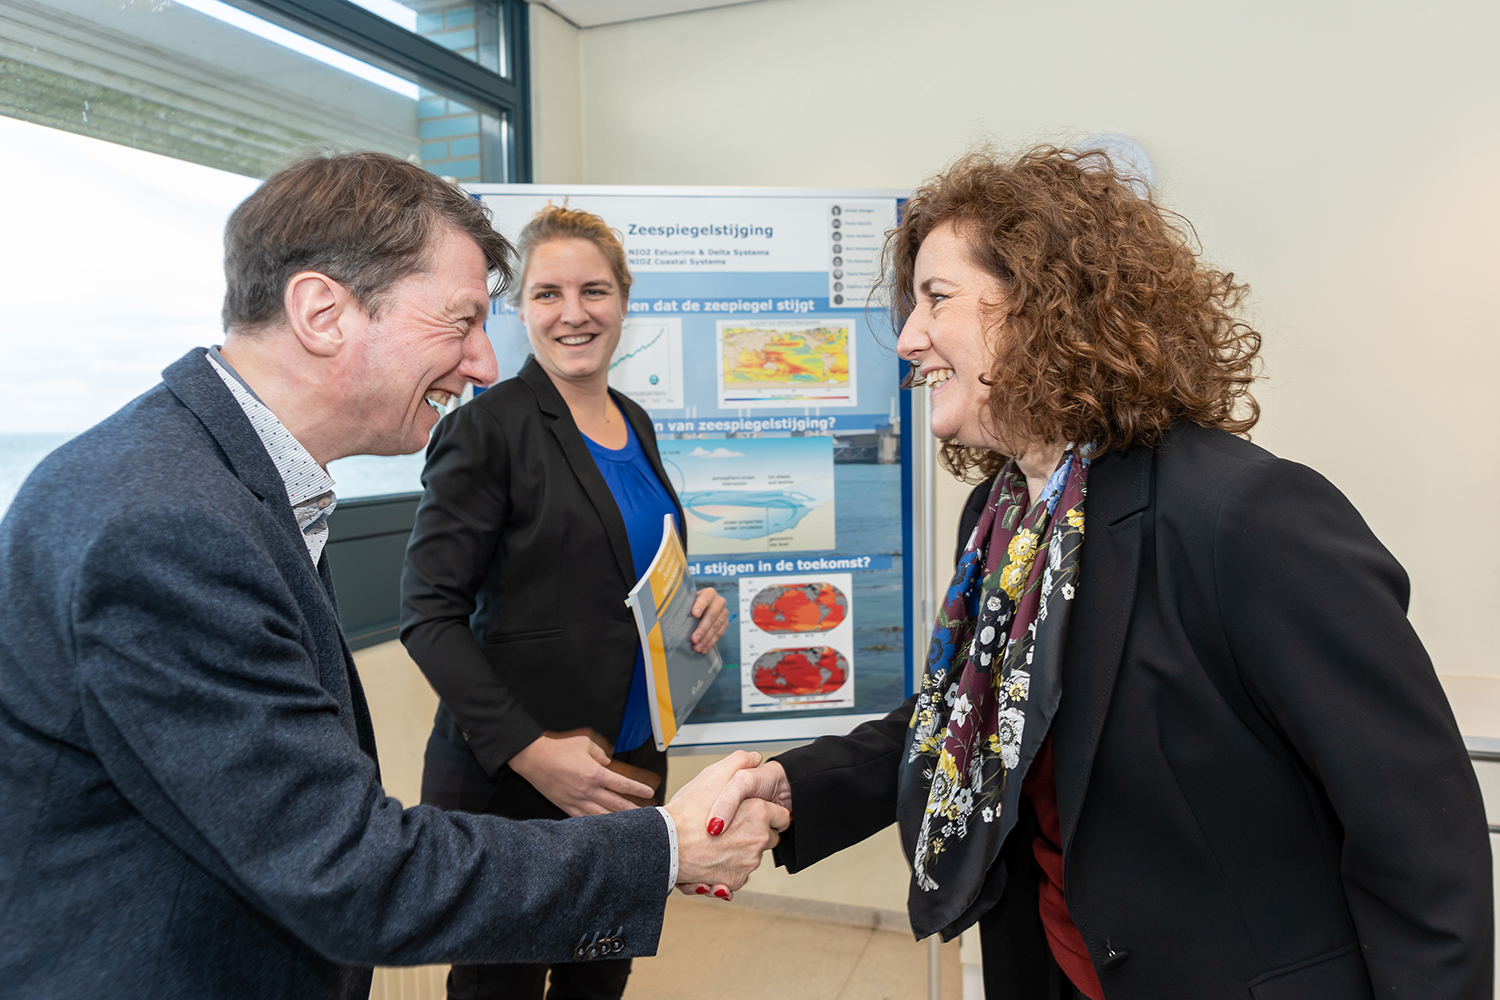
top-left (751, 647), bottom-right (849, 698)
top-left (738, 572), bottom-right (856, 713)
top-left (717, 320), bottom-right (854, 407)
top-left (749, 582), bottom-right (849, 634)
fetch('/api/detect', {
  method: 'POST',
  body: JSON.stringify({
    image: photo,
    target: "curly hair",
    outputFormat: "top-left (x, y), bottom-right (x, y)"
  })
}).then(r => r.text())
top-left (509, 204), bottom-right (632, 306)
top-left (886, 145), bottom-right (1261, 481)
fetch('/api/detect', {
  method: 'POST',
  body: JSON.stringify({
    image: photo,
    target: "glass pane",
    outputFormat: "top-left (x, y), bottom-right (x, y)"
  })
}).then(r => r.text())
top-left (0, 0), bottom-right (506, 182)
top-left (0, 117), bottom-right (445, 506)
top-left (0, 117), bottom-right (258, 514)
top-left (325, 452), bottom-right (426, 498)
top-left (340, 0), bottom-right (505, 76)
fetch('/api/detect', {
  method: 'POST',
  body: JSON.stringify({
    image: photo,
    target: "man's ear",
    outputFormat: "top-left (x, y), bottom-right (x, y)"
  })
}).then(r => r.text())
top-left (284, 271), bottom-right (354, 358)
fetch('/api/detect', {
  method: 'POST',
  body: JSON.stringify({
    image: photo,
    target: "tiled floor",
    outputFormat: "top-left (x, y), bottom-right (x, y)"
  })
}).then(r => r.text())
top-left (623, 895), bottom-right (963, 1000)
top-left (370, 898), bottom-right (963, 1000)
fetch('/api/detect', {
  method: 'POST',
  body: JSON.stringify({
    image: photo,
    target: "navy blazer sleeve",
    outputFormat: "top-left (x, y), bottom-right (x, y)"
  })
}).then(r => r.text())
top-left (400, 401), bottom-right (545, 774)
top-left (1214, 458), bottom-right (1491, 997)
top-left (73, 502), bottom-right (668, 967)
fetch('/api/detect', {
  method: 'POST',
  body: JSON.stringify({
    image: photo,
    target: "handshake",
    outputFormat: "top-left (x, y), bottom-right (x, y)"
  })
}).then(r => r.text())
top-left (508, 732), bottom-right (794, 898)
top-left (662, 751), bottom-right (795, 900)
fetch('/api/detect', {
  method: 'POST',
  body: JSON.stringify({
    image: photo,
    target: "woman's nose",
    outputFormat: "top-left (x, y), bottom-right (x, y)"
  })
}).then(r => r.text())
top-left (561, 291), bottom-right (588, 324)
top-left (896, 309), bottom-right (928, 360)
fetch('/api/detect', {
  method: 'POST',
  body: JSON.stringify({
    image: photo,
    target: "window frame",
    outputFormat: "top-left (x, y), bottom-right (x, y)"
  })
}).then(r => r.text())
top-left (218, 0), bottom-right (532, 182)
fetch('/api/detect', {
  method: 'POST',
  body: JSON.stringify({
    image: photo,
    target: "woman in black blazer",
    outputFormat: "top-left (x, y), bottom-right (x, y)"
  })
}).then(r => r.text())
top-left (695, 148), bottom-right (1491, 999)
top-left (400, 206), bottom-right (728, 1000)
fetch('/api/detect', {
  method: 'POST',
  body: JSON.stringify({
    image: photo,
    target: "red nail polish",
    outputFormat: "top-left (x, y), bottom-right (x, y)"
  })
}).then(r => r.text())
top-left (714, 889), bottom-right (730, 900)
top-left (707, 818), bottom-right (725, 836)
top-left (695, 886), bottom-right (709, 895)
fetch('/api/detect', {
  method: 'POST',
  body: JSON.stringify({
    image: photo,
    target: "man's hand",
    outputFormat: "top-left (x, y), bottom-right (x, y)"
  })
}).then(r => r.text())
top-left (689, 587), bottom-right (729, 654)
top-left (666, 752), bottom-right (790, 899)
top-left (706, 760), bottom-right (792, 831)
top-left (508, 732), bottom-right (656, 817)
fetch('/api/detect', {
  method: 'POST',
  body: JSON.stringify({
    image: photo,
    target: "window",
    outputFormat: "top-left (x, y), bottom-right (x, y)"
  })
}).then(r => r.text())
top-left (0, 0), bottom-right (530, 512)
top-left (1, 0), bottom-right (529, 182)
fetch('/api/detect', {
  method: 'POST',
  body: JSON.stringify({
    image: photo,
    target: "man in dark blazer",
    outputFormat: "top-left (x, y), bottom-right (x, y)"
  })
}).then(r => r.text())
top-left (0, 152), bottom-right (785, 999)
top-left (705, 423), bottom-right (1492, 999)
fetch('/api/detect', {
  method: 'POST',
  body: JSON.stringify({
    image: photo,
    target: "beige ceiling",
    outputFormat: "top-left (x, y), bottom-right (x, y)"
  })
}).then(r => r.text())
top-left (529, 0), bottom-right (768, 28)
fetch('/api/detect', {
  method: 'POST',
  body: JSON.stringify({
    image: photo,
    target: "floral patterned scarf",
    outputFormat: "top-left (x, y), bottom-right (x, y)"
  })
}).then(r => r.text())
top-left (897, 449), bottom-right (1088, 939)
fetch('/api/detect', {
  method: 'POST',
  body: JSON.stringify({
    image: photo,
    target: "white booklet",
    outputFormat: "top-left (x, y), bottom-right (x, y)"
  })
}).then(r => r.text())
top-left (625, 514), bottom-right (723, 751)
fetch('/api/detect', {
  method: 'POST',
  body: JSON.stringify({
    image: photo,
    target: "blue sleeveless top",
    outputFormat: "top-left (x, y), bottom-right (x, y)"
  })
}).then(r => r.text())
top-left (582, 417), bottom-right (678, 753)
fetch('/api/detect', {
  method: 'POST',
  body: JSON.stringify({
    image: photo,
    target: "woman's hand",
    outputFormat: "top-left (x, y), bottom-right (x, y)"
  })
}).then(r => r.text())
top-left (508, 732), bottom-right (656, 816)
top-left (676, 760), bottom-right (793, 900)
top-left (690, 587), bottom-right (729, 653)
top-left (667, 753), bottom-right (790, 901)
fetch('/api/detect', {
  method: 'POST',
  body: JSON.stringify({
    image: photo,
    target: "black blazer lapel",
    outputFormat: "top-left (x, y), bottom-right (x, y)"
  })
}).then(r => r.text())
top-left (519, 358), bottom-right (638, 587)
top-left (618, 395), bottom-right (687, 548)
top-left (1053, 441), bottom-right (1152, 856)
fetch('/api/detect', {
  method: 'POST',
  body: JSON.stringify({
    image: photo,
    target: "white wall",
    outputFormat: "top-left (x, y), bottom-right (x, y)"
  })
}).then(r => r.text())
top-left (528, 3), bottom-right (583, 183)
top-left (531, 0), bottom-right (1500, 695)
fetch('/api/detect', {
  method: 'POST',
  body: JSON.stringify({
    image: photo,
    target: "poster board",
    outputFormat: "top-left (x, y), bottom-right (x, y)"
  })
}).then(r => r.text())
top-left (467, 184), bottom-right (918, 747)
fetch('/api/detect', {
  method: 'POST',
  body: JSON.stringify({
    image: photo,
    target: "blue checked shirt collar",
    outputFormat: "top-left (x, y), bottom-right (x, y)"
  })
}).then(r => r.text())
top-left (205, 347), bottom-right (337, 565)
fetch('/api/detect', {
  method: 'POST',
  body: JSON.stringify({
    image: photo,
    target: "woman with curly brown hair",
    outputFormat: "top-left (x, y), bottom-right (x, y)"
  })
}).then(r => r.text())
top-left (697, 147), bottom-right (1491, 999)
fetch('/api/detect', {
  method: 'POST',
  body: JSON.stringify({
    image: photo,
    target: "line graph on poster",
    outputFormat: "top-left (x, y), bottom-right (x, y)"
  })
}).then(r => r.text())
top-left (607, 317), bottom-right (683, 409)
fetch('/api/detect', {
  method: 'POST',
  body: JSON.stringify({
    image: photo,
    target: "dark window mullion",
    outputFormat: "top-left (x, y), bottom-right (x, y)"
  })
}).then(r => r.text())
top-left (501, 0), bottom-right (530, 181)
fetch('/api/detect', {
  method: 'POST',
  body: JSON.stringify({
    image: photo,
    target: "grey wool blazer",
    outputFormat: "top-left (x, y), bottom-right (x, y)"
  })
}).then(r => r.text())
top-left (0, 349), bottom-right (671, 1000)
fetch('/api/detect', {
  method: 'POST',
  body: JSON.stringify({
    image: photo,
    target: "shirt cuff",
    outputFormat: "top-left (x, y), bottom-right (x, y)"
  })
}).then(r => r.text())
top-left (655, 806), bottom-right (679, 890)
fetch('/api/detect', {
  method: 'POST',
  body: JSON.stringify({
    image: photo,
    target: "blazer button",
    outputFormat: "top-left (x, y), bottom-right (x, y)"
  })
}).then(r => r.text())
top-left (1102, 940), bottom-right (1130, 970)
top-left (573, 945), bottom-right (587, 961)
top-left (611, 937), bottom-right (625, 954)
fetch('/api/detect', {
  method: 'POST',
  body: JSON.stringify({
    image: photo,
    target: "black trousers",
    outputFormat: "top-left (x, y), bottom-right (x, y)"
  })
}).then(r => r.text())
top-left (421, 723), bottom-right (667, 1000)
top-left (975, 796), bottom-right (1093, 1000)
top-left (979, 901), bottom-right (1091, 1000)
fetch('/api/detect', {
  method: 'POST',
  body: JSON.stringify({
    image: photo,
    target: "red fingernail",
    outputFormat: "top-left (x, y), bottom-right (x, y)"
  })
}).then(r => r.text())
top-left (695, 886), bottom-right (709, 895)
top-left (714, 889), bottom-right (730, 900)
top-left (707, 818), bottom-right (725, 836)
